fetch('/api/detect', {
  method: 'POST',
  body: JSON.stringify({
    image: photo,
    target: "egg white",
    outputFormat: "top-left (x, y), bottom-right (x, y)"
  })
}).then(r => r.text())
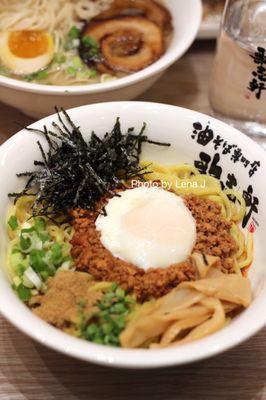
top-left (0, 31), bottom-right (54, 75)
top-left (96, 187), bottom-right (197, 270)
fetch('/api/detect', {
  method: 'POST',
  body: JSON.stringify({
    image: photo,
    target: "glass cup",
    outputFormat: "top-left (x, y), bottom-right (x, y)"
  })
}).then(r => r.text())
top-left (209, 0), bottom-right (266, 139)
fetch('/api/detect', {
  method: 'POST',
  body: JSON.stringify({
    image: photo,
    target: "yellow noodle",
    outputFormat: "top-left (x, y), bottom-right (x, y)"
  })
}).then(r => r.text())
top-left (238, 232), bottom-right (254, 269)
top-left (0, 0), bottom-right (113, 34)
top-left (88, 282), bottom-right (113, 292)
top-left (224, 189), bottom-right (246, 222)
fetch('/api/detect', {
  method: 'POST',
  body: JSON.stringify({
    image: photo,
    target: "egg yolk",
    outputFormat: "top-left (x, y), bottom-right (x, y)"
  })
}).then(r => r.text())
top-left (8, 30), bottom-right (49, 58)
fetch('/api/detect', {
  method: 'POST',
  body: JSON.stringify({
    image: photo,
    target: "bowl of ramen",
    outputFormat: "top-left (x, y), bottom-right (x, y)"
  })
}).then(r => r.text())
top-left (0, 0), bottom-right (201, 118)
top-left (0, 101), bottom-right (265, 368)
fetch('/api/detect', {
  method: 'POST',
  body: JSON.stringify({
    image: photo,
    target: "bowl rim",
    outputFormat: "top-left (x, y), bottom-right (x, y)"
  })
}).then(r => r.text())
top-left (0, 101), bottom-right (266, 369)
top-left (0, 0), bottom-right (202, 95)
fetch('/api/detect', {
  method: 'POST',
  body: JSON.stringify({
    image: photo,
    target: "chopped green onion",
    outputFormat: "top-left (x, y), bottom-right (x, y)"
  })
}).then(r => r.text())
top-left (110, 282), bottom-right (118, 291)
top-left (89, 69), bottom-right (98, 78)
top-left (72, 55), bottom-right (83, 68)
top-left (58, 260), bottom-right (72, 271)
top-left (76, 69), bottom-right (98, 80)
top-left (21, 227), bottom-right (35, 234)
top-left (13, 276), bottom-right (21, 287)
top-left (110, 303), bottom-right (128, 314)
top-left (79, 35), bottom-right (102, 65)
top-left (17, 263), bottom-right (27, 277)
top-left (53, 52), bottom-right (66, 64)
top-left (8, 213), bottom-right (73, 302)
top-left (0, 66), bottom-right (9, 76)
top-left (116, 316), bottom-right (126, 329)
top-left (64, 26), bottom-right (81, 50)
top-left (20, 235), bottom-right (32, 251)
top-left (50, 243), bottom-right (63, 266)
top-left (29, 249), bottom-right (46, 272)
top-left (86, 323), bottom-right (99, 336)
top-left (39, 231), bottom-right (51, 243)
top-left (34, 217), bottom-right (46, 232)
top-left (67, 66), bottom-right (77, 76)
top-left (16, 283), bottom-right (31, 301)
top-left (81, 283), bottom-right (135, 346)
top-left (8, 215), bottom-right (18, 231)
top-left (115, 287), bottom-right (125, 298)
top-left (40, 270), bottom-right (50, 280)
top-left (35, 70), bottom-right (48, 80)
top-left (68, 26), bottom-right (80, 39)
top-left (24, 266), bottom-right (42, 290)
top-left (82, 35), bottom-right (98, 48)
top-left (24, 70), bottom-right (48, 82)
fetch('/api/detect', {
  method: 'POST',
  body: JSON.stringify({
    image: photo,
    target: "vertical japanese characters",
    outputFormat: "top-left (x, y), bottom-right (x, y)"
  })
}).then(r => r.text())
top-left (248, 46), bottom-right (266, 100)
top-left (191, 121), bottom-right (260, 229)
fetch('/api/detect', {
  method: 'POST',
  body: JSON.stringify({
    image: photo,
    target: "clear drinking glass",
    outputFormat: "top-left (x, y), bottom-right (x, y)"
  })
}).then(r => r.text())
top-left (209, 0), bottom-right (266, 138)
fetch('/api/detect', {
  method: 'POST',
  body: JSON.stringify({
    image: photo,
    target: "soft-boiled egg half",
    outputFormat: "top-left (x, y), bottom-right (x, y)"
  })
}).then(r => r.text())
top-left (0, 30), bottom-right (54, 75)
top-left (96, 187), bottom-right (197, 270)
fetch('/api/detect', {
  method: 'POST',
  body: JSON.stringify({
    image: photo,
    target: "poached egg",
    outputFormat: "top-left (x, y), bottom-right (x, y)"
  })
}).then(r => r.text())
top-left (96, 187), bottom-right (196, 270)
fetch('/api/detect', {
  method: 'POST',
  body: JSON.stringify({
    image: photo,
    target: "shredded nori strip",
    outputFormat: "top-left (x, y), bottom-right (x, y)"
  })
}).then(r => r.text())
top-left (9, 108), bottom-right (170, 218)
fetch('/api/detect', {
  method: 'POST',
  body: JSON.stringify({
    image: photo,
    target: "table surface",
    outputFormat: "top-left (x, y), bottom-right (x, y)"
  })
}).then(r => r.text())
top-left (0, 41), bottom-right (265, 400)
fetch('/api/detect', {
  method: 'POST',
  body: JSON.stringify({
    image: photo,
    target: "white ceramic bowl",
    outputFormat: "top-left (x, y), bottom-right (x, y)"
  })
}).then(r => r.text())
top-left (0, 0), bottom-right (201, 119)
top-left (0, 102), bottom-right (265, 369)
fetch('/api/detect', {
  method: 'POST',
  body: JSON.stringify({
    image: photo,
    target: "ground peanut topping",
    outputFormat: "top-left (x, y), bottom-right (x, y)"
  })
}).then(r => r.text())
top-left (31, 270), bottom-right (101, 328)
